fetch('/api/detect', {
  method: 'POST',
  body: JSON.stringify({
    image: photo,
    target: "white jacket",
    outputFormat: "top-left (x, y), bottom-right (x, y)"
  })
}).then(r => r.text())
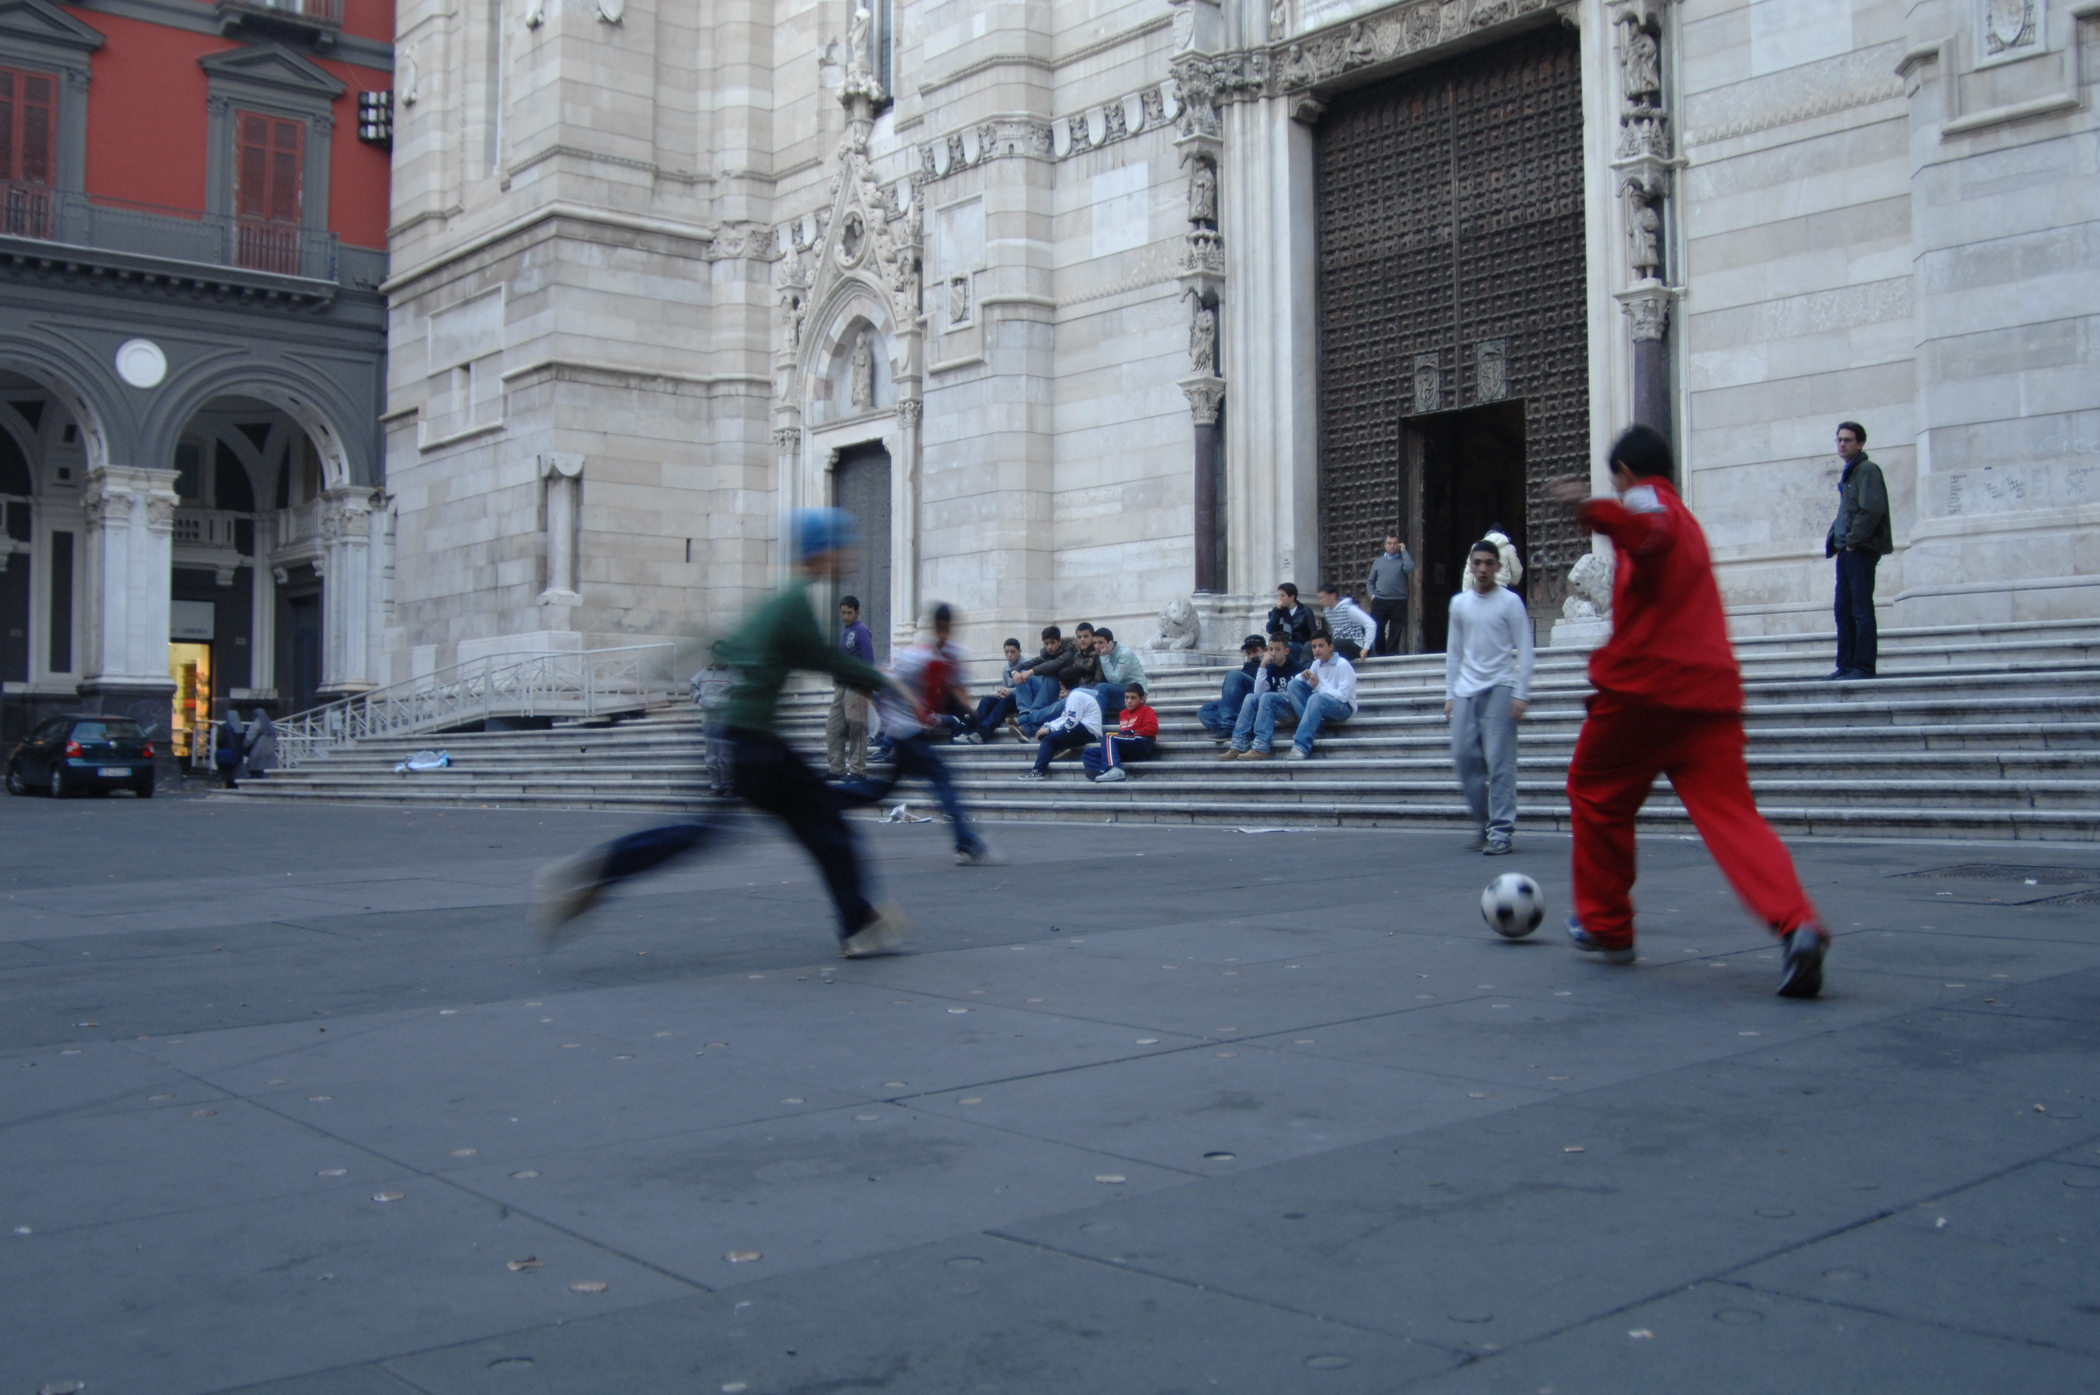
top-left (1042, 687), bottom-right (1105, 740)
top-left (1301, 654), bottom-right (1360, 712)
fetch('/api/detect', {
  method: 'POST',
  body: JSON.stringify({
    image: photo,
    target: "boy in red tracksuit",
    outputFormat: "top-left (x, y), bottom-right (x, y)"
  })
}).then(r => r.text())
top-left (1083, 685), bottom-right (1160, 783)
top-left (1545, 425), bottom-right (1829, 998)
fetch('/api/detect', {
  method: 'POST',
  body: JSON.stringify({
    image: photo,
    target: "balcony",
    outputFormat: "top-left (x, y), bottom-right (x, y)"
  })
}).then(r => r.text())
top-left (0, 183), bottom-right (340, 306)
top-left (215, 0), bottom-right (344, 46)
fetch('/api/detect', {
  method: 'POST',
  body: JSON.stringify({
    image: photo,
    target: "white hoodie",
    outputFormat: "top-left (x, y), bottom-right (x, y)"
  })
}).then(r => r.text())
top-left (1041, 687), bottom-right (1105, 740)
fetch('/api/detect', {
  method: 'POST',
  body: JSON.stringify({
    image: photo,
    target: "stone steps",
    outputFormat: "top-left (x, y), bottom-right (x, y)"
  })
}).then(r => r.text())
top-left (222, 619), bottom-right (2100, 841)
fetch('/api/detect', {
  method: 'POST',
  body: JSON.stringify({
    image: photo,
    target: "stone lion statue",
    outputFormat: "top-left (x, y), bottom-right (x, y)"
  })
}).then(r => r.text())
top-left (1563, 550), bottom-right (1615, 619)
top-left (1151, 595), bottom-right (1200, 650)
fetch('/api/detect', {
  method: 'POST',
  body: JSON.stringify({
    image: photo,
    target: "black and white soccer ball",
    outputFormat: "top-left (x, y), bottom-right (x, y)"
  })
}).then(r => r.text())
top-left (1481, 873), bottom-right (1545, 939)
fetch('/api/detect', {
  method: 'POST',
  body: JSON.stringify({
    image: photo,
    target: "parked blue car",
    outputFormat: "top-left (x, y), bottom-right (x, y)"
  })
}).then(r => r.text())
top-left (6, 715), bottom-right (156, 798)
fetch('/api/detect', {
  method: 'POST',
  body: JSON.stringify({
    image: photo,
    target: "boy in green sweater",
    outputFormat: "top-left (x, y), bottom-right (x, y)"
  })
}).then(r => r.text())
top-left (531, 509), bottom-right (909, 957)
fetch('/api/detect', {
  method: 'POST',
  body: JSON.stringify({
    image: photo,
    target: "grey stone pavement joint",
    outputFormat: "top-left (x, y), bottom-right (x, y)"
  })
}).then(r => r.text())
top-left (2, 794), bottom-right (2096, 1394)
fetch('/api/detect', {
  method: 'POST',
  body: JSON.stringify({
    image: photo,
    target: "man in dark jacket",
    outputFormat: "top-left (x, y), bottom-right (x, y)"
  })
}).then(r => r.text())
top-left (1199, 634), bottom-right (1270, 739)
top-left (1824, 421), bottom-right (1890, 680)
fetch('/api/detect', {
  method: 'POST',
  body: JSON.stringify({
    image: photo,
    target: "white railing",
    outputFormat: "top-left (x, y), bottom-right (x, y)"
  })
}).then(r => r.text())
top-left (273, 644), bottom-right (680, 770)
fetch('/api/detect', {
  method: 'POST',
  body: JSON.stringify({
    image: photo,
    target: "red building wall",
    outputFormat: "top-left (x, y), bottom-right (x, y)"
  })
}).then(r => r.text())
top-left (60, 1), bottom-right (392, 250)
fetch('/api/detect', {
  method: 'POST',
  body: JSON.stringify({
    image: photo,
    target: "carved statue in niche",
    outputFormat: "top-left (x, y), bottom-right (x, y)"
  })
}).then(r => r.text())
top-left (1188, 298), bottom-right (1217, 377)
top-left (849, 333), bottom-right (875, 409)
top-left (1412, 354), bottom-right (1440, 415)
top-left (1281, 44), bottom-right (1315, 89)
top-left (1624, 182), bottom-right (1662, 280)
top-left (1187, 158), bottom-right (1217, 228)
top-left (949, 275), bottom-right (969, 326)
top-left (846, 6), bottom-right (873, 81)
top-left (1267, 0), bottom-right (1287, 42)
top-left (1620, 24), bottom-right (1661, 106)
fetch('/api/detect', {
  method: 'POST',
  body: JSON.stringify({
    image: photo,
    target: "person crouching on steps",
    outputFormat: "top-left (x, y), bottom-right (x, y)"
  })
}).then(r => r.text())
top-left (1084, 684), bottom-right (1158, 783)
top-left (1544, 426), bottom-right (1831, 998)
top-left (1022, 675), bottom-right (1102, 779)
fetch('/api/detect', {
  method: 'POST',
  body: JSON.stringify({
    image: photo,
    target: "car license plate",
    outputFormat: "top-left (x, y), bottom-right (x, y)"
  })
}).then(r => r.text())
top-left (99, 766), bottom-right (130, 777)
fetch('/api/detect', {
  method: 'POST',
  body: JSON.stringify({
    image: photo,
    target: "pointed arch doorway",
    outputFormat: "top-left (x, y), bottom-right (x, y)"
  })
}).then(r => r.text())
top-left (832, 441), bottom-right (892, 663)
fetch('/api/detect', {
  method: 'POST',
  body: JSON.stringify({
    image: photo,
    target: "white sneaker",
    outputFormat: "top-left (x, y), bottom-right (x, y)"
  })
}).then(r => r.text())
top-left (1095, 767), bottom-right (1127, 782)
top-left (530, 849), bottom-right (610, 949)
top-left (1286, 748), bottom-right (1310, 761)
top-left (840, 905), bottom-right (910, 957)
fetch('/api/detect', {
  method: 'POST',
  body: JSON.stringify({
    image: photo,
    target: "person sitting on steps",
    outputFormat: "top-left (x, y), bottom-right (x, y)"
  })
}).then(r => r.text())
top-left (1267, 583), bottom-right (1315, 646)
top-left (1315, 582), bottom-right (1377, 661)
top-left (962, 637), bottom-right (1027, 743)
top-left (1218, 632), bottom-right (1306, 759)
top-left (1199, 635), bottom-right (1270, 740)
top-left (1084, 684), bottom-right (1159, 783)
top-left (1244, 633), bottom-right (1358, 762)
top-left (1021, 674), bottom-right (1103, 779)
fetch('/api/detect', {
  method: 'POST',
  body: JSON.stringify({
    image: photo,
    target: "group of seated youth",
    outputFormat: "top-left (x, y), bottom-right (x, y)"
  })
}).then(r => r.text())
top-left (928, 582), bottom-right (1375, 780)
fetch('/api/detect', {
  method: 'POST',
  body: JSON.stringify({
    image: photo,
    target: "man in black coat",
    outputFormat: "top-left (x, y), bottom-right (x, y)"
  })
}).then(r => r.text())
top-left (1824, 421), bottom-right (1891, 680)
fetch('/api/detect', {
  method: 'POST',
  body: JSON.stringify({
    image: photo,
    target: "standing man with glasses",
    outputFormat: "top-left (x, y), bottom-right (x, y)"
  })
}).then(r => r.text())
top-left (1824, 422), bottom-right (1890, 680)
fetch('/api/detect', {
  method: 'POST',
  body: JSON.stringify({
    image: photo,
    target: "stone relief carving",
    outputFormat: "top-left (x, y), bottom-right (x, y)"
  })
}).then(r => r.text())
top-left (896, 398), bottom-right (922, 428)
top-left (1475, 339), bottom-right (1508, 403)
top-left (1179, 377), bottom-right (1225, 426)
top-left (1188, 298), bottom-right (1217, 377)
top-left (1412, 353), bottom-right (1440, 415)
top-left (1181, 229), bottom-right (1225, 275)
top-left (948, 275), bottom-right (970, 326)
top-left (708, 221), bottom-right (777, 262)
top-left (849, 333), bottom-right (875, 409)
top-left (1620, 24), bottom-right (1660, 105)
top-left (1167, 0), bottom-right (1556, 106)
top-left (147, 495), bottom-right (177, 532)
top-left (1983, 0), bottom-right (2040, 56)
top-left (1268, 0), bottom-right (1288, 42)
top-left (1620, 288), bottom-right (1670, 341)
top-left (1151, 596), bottom-right (1201, 651)
top-left (772, 427), bottom-right (803, 452)
top-left (1562, 550), bottom-right (1614, 619)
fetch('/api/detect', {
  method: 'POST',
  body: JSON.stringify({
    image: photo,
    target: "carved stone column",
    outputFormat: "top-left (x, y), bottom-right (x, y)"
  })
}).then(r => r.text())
top-left (317, 487), bottom-right (377, 696)
top-left (77, 464), bottom-right (181, 729)
top-left (1177, 53), bottom-right (1227, 595)
top-left (893, 399), bottom-right (922, 639)
top-left (1608, 0), bottom-right (1683, 440)
top-left (537, 453), bottom-right (584, 605)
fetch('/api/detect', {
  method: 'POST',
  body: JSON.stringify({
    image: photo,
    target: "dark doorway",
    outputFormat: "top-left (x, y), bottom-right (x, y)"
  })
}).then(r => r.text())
top-left (1406, 401), bottom-right (1526, 654)
top-left (832, 442), bottom-right (892, 663)
top-left (282, 590), bottom-right (323, 714)
top-left (1313, 20), bottom-right (1589, 633)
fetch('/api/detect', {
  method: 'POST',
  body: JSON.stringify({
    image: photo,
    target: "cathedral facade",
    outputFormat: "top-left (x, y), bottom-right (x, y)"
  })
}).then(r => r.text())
top-left (376, 0), bottom-right (2099, 679)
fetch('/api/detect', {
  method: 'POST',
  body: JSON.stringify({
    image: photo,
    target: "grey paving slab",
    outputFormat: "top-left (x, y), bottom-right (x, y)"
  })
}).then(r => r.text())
top-left (1738, 999), bottom-right (2100, 1104)
top-left (996, 1057), bottom-right (2085, 1350)
top-left (905, 1041), bottom-right (1554, 1172)
top-left (384, 1234), bottom-right (1462, 1395)
top-left (0, 1038), bottom-right (229, 1127)
top-left (444, 1101), bottom-right (1194, 1287)
top-left (1407, 1281), bottom-right (2100, 1395)
top-left (0, 1179), bottom-right (696, 1395)
top-left (218, 1368), bottom-right (423, 1395)
top-left (4, 1095), bottom-right (407, 1234)
top-left (1729, 1159), bottom-right (2100, 1357)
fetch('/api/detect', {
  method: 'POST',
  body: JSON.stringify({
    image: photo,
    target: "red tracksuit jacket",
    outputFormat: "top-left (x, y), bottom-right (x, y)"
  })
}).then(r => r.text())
top-left (1576, 477), bottom-right (1743, 715)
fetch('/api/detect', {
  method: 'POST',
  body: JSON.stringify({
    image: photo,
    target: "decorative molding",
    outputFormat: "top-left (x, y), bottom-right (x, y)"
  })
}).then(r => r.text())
top-left (1168, 0), bottom-right (1560, 118)
top-left (895, 399), bottom-right (922, 428)
top-left (917, 85), bottom-right (1178, 184)
top-left (1615, 282), bottom-right (1676, 342)
top-left (1682, 79), bottom-right (1905, 147)
top-left (772, 427), bottom-right (803, 451)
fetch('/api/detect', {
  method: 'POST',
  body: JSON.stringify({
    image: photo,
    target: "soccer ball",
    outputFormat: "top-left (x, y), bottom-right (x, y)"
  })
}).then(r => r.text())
top-left (1481, 873), bottom-right (1544, 939)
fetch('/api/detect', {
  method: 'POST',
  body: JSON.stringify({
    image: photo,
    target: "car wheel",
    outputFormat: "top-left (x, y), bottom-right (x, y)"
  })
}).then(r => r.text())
top-left (4, 764), bottom-right (24, 797)
top-left (133, 779), bottom-right (156, 799)
top-left (48, 766), bottom-right (68, 799)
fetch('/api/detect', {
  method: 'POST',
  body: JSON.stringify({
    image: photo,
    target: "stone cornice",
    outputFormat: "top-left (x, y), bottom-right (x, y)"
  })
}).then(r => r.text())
top-left (381, 202), bottom-right (719, 293)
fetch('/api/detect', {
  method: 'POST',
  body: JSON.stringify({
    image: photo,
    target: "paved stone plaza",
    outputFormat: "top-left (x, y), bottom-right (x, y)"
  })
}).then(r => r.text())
top-left (4, 794), bottom-right (2097, 1394)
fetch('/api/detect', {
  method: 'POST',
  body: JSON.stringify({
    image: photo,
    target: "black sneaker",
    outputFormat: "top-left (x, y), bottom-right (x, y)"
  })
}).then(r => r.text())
top-left (1777, 925), bottom-right (1828, 999)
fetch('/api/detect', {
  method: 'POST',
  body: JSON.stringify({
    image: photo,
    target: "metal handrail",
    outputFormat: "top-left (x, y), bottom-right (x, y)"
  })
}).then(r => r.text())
top-left (0, 182), bottom-right (341, 282)
top-left (273, 644), bottom-right (680, 770)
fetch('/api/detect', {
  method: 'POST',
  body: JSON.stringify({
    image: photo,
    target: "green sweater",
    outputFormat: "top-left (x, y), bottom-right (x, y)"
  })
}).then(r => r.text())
top-left (721, 581), bottom-right (888, 736)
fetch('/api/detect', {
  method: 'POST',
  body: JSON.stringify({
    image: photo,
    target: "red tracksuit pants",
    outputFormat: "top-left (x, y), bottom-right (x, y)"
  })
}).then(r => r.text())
top-left (1568, 693), bottom-right (1818, 948)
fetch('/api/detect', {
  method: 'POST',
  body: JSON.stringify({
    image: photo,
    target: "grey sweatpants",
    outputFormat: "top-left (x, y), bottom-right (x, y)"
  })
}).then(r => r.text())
top-left (1451, 685), bottom-right (1519, 840)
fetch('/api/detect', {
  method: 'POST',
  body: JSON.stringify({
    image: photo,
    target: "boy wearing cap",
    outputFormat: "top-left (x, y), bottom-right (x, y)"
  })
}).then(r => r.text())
top-left (531, 508), bottom-right (909, 958)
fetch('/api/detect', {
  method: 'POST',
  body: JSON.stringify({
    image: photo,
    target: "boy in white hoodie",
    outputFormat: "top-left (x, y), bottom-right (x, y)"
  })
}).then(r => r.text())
top-left (1022, 675), bottom-right (1103, 779)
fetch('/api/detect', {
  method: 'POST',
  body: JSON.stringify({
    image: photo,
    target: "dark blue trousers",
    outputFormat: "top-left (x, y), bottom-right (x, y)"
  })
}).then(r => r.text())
top-left (844, 732), bottom-right (984, 855)
top-left (1834, 550), bottom-right (1879, 676)
top-left (598, 729), bottom-right (874, 939)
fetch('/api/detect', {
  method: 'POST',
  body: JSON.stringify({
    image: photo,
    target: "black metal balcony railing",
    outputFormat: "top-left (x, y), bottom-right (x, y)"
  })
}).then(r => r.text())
top-left (0, 182), bottom-right (339, 282)
top-left (215, 0), bottom-right (345, 34)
